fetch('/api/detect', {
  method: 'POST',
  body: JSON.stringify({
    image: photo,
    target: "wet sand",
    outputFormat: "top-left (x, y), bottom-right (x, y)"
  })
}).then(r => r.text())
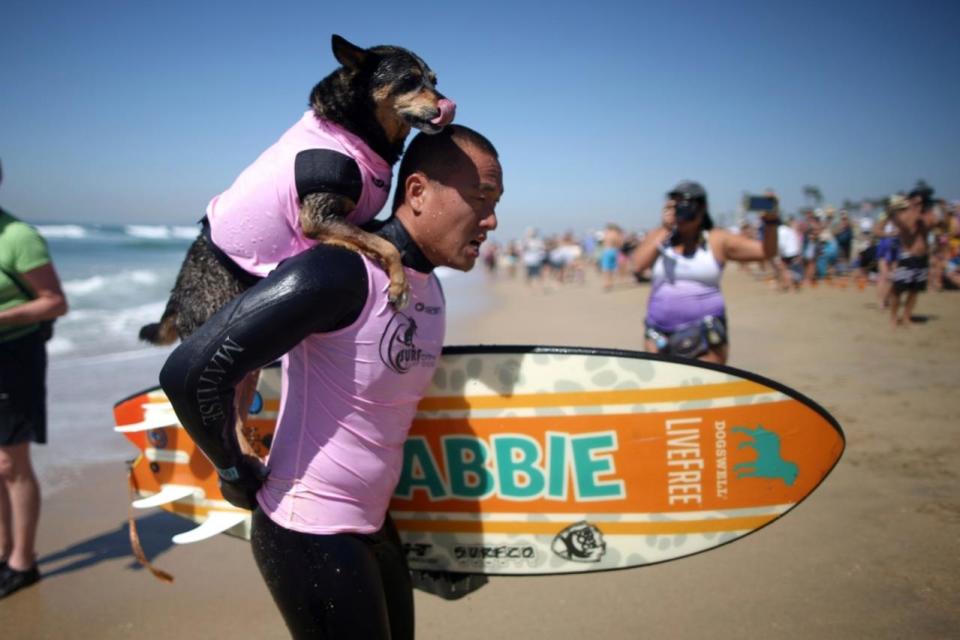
top-left (5, 268), bottom-right (958, 639)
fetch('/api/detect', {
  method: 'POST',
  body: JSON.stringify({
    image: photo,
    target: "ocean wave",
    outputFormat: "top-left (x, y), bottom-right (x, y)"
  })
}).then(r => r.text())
top-left (63, 275), bottom-right (108, 296)
top-left (47, 299), bottom-right (168, 359)
top-left (130, 270), bottom-right (160, 284)
top-left (102, 300), bottom-right (167, 333)
top-left (37, 224), bottom-right (88, 239)
top-left (125, 224), bottom-right (175, 240)
top-left (172, 225), bottom-right (200, 240)
top-left (63, 269), bottom-right (165, 297)
top-left (46, 334), bottom-right (76, 356)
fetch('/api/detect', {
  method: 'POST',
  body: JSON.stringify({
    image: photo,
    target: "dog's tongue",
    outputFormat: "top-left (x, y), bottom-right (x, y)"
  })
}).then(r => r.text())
top-left (431, 98), bottom-right (456, 127)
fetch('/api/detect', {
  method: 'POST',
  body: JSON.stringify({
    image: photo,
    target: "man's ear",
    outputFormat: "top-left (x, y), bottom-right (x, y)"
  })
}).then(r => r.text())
top-left (405, 173), bottom-right (428, 213)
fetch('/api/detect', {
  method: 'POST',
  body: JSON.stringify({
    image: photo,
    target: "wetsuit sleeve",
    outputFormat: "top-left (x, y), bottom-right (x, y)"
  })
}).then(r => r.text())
top-left (294, 149), bottom-right (363, 204)
top-left (159, 245), bottom-right (368, 471)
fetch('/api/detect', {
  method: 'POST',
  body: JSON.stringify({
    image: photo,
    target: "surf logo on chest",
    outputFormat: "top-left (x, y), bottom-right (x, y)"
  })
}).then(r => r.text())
top-left (379, 311), bottom-right (436, 374)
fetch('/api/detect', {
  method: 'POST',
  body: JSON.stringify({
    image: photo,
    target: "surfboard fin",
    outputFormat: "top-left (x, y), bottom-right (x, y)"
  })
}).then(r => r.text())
top-left (171, 511), bottom-right (248, 545)
top-left (131, 485), bottom-right (198, 509)
top-left (115, 402), bottom-right (179, 433)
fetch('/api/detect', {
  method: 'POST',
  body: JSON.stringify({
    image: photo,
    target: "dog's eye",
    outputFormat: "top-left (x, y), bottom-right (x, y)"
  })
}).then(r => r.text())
top-left (395, 74), bottom-right (422, 94)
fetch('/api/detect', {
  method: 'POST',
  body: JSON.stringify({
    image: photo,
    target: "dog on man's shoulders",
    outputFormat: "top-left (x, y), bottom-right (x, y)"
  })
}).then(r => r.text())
top-left (140, 34), bottom-right (456, 345)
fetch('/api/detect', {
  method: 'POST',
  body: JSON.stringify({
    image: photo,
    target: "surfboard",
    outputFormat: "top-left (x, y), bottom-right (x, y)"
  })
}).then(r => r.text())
top-left (114, 345), bottom-right (844, 576)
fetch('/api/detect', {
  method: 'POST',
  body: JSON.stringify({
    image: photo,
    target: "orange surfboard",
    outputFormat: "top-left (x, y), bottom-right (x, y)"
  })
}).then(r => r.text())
top-left (115, 346), bottom-right (844, 575)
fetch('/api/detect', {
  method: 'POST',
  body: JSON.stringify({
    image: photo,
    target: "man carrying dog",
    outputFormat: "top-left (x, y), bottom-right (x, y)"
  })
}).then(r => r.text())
top-left (160, 124), bottom-right (502, 639)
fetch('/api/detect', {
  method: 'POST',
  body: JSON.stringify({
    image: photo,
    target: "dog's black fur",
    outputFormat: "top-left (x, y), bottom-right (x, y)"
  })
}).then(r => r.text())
top-left (140, 35), bottom-right (451, 345)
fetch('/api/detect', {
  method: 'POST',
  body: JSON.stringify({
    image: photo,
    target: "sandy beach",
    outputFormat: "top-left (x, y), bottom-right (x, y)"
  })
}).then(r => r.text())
top-left (4, 268), bottom-right (958, 639)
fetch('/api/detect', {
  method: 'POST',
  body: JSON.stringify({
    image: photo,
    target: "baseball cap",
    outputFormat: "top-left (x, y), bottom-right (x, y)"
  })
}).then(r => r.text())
top-left (667, 180), bottom-right (713, 230)
top-left (667, 180), bottom-right (707, 201)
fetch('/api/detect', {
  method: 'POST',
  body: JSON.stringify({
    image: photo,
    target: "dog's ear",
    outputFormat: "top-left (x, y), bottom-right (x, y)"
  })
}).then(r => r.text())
top-left (331, 35), bottom-right (368, 70)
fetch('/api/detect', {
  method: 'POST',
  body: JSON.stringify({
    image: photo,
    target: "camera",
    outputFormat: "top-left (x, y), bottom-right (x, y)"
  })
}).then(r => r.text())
top-left (675, 199), bottom-right (701, 221)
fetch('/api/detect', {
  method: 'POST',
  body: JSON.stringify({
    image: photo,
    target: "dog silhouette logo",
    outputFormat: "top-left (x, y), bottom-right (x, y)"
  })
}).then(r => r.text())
top-left (551, 521), bottom-right (606, 563)
top-left (732, 425), bottom-right (799, 486)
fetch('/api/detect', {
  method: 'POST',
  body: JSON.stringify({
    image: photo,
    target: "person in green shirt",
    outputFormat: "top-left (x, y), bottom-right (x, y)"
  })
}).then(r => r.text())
top-left (0, 161), bottom-right (68, 598)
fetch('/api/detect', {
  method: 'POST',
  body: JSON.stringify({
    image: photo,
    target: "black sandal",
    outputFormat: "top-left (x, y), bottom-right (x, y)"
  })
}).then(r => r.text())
top-left (0, 563), bottom-right (41, 598)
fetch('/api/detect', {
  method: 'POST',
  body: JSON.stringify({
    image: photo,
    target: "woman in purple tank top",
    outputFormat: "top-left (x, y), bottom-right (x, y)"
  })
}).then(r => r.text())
top-left (632, 181), bottom-right (779, 364)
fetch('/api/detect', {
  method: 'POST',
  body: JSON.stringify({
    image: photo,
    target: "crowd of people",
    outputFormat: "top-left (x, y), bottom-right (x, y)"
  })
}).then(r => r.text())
top-left (731, 183), bottom-right (959, 330)
top-left (480, 181), bottom-right (960, 348)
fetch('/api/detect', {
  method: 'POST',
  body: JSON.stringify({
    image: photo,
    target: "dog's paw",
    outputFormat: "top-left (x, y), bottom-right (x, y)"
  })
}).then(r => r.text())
top-left (389, 285), bottom-right (410, 311)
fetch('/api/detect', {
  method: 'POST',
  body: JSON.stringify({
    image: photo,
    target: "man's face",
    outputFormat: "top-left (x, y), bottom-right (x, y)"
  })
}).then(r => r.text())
top-left (415, 143), bottom-right (502, 271)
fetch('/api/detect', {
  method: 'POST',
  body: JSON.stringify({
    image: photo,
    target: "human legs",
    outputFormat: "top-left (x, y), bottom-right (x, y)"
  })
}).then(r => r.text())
top-left (0, 332), bottom-right (46, 596)
top-left (877, 260), bottom-right (891, 307)
top-left (0, 477), bottom-right (9, 563)
top-left (901, 290), bottom-right (920, 325)
top-left (0, 443), bottom-right (40, 572)
top-left (888, 289), bottom-right (903, 327)
top-left (251, 509), bottom-right (413, 640)
top-left (600, 249), bottom-right (618, 291)
top-left (373, 516), bottom-right (415, 640)
top-left (700, 343), bottom-right (729, 365)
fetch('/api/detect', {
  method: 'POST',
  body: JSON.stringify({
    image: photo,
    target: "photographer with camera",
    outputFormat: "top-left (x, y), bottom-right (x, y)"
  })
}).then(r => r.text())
top-left (632, 181), bottom-right (777, 364)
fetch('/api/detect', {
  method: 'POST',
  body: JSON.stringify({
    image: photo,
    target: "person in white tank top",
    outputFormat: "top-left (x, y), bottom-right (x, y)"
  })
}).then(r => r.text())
top-left (632, 181), bottom-right (779, 364)
top-left (650, 234), bottom-right (724, 289)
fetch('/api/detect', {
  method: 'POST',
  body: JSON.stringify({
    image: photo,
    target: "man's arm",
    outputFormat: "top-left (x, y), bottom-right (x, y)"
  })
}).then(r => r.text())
top-left (159, 244), bottom-right (368, 473)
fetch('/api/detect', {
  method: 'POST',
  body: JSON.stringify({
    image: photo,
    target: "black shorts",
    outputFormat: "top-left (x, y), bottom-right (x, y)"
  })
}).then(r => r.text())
top-left (858, 245), bottom-right (878, 272)
top-left (0, 329), bottom-right (48, 446)
top-left (891, 254), bottom-right (929, 293)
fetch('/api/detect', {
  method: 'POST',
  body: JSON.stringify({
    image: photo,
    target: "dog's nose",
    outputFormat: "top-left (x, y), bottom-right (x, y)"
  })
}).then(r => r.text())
top-left (430, 98), bottom-right (456, 127)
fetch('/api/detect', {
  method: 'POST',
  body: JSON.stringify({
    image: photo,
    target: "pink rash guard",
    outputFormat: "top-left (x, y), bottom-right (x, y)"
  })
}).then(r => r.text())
top-left (256, 255), bottom-right (445, 534)
top-left (206, 111), bottom-right (392, 277)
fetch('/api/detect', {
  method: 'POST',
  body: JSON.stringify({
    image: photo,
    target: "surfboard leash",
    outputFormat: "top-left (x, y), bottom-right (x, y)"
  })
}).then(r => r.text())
top-left (126, 468), bottom-right (175, 583)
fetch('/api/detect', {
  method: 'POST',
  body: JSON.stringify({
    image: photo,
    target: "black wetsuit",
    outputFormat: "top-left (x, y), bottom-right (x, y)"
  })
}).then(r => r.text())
top-left (160, 217), bottom-right (431, 640)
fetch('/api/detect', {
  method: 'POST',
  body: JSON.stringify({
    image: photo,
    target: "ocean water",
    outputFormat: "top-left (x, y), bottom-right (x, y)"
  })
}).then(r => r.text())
top-left (40, 222), bottom-right (486, 364)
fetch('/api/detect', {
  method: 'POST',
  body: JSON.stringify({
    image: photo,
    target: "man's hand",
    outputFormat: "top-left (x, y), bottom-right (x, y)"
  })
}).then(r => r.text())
top-left (217, 455), bottom-right (269, 510)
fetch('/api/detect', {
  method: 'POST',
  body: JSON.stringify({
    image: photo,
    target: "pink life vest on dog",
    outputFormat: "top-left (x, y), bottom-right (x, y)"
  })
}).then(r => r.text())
top-left (256, 255), bottom-right (445, 534)
top-left (206, 111), bottom-right (392, 277)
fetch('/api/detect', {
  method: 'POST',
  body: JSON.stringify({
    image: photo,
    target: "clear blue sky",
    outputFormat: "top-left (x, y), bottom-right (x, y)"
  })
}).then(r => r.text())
top-left (2, 0), bottom-right (958, 238)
